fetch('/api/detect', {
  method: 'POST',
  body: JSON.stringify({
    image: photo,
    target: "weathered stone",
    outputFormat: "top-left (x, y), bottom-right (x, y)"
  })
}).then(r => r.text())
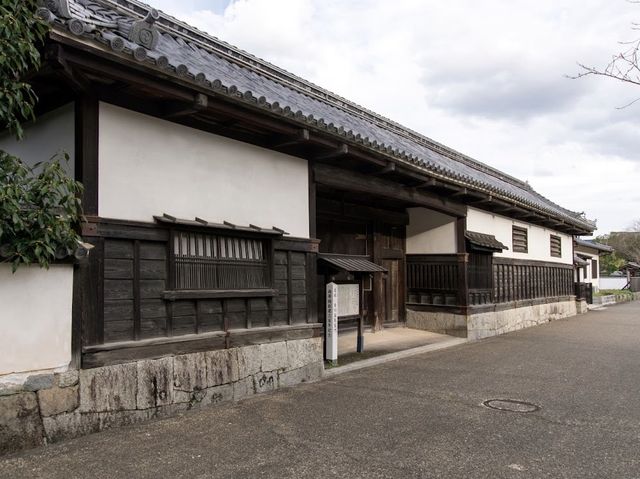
top-left (79, 363), bottom-right (138, 413)
top-left (253, 371), bottom-right (278, 394)
top-left (232, 377), bottom-right (255, 401)
top-left (260, 342), bottom-right (289, 372)
top-left (236, 344), bottom-right (261, 378)
top-left (136, 357), bottom-right (174, 409)
top-left (0, 392), bottom-right (45, 454)
top-left (286, 338), bottom-right (322, 371)
top-left (205, 349), bottom-right (236, 387)
top-left (37, 386), bottom-right (79, 417)
top-left (23, 373), bottom-right (55, 392)
top-left (185, 384), bottom-right (234, 410)
top-left (279, 362), bottom-right (323, 388)
top-left (57, 370), bottom-right (79, 388)
top-left (0, 383), bottom-right (23, 397)
top-left (42, 411), bottom-right (100, 443)
top-left (173, 352), bottom-right (207, 393)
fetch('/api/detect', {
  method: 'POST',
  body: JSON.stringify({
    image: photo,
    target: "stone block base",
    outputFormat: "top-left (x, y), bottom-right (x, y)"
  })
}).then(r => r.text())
top-left (408, 300), bottom-right (578, 341)
top-left (0, 337), bottom-right (323, 455)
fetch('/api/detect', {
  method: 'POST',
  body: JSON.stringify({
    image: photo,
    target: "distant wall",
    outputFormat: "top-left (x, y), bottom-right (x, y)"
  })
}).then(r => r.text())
top-left (406, 208), bottom-right (457, 254)
top-left (600, 276), bottom-right (627, 290)
top-left (466, 207), bottom-right (572, 264)
top-left (0, 103), bottom-right (74, 177)
top-left (98, 103), bottom-right (309, 238)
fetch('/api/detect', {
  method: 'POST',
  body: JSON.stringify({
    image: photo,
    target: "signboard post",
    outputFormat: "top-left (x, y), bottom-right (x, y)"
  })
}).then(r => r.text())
top-left (325, 282), bottom-right (338, 366)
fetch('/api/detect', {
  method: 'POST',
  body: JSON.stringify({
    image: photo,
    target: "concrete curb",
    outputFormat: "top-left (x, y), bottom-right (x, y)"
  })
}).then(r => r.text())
top-left (323, 337), bottom-right (468, 377)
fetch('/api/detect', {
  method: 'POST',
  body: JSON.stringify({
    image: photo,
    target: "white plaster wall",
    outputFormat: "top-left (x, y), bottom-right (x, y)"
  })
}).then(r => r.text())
top-left (406, 208), bottom-right (457, 254)
top-left (575, 248), bottom-right (600, 289)
top-left (98, 103), bottom-right (309, 238)
top-left (600, 277), bottom-right (627, 290)
top-left (0, 103), bottom-right (75, 177)
top-left (466, 207), bottom-right (572, 264)
top-left (0, 264), bottom-right (73, 376)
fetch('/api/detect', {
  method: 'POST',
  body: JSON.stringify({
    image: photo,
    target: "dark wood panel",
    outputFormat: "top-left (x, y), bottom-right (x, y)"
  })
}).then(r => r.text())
top-left (104, 240), bottom-right (134, 259)
top-left (104, 300), bottom-right (134, 321)
top-left (104, 279), bottom-right (133, 301)
top-left (140, 259), bottom-right (167, 280)
top-left (104, 258), bottom-right (133, 279)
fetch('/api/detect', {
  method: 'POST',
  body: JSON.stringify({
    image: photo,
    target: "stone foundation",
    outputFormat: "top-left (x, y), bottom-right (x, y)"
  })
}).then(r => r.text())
top-left (0, 337), bottom-right (323, 455)
top-left (466, 300), bottom-right (577, 340)
top-left (408, 299), bottom-right (578, 341)
top-left (406, 310), bottom-right (467, 337)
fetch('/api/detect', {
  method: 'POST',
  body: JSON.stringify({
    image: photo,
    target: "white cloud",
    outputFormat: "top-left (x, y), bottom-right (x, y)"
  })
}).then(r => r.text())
top-left (145, 0), bottom-right (640, 235)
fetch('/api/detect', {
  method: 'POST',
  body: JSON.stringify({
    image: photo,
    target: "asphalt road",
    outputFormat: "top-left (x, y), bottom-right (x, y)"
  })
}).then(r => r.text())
top-left (2, 302), bottom-right (640, 478)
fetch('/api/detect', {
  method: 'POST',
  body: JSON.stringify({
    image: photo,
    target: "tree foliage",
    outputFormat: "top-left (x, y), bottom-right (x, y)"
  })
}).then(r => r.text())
top-left (596, 219), bottom-right (640, 273)
top-left (0, 0), bottom-right (49, 139)
top-left (572, 2), bottom-right (640, 107)
top-left (0, 152), bottom-right (83, 272)
top-left (0, 1), bottom-right (84, 271)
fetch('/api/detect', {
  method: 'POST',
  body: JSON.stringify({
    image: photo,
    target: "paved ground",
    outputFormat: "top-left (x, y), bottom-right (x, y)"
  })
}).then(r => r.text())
top-left (2, 302), bottom-right (640, 478)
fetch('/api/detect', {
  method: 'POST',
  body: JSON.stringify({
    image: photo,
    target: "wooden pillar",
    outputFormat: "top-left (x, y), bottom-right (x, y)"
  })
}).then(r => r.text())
top-left (455, 217), bottom-right (469, 308)
top-left (371, 220), bottom-right (385, 331)
top-left (72, 93), bottom-right (100, 365)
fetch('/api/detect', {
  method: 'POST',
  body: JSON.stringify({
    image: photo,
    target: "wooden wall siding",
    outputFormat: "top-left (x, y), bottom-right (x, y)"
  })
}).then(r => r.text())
top-left (406, 254), bottom-right (461, 306)
top-left (408, 254), bottom-right (575, 309)
top-left (82, 220), bottom-right (316, 354)
top-left (492, 259), bottom-right (574, 304)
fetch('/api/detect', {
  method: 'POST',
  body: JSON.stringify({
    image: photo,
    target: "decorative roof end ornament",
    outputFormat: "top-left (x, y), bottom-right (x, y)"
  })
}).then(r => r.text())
top-left (129, 8), bottom-right (160, 50)
top-left (41, 0), bottom-right (72, 19)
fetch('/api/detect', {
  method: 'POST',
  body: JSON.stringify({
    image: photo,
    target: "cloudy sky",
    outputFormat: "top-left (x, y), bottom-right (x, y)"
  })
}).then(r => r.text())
top-left (146, 0), bottom-right (640, 236)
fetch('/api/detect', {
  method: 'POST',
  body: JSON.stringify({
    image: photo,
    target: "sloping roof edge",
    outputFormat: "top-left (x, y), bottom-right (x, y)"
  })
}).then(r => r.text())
top-left (39, 0), bottom-right (596, 233)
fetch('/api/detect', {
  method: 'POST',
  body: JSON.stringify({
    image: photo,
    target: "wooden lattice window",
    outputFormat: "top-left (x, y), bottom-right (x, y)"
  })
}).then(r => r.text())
top-left (550, 235), bottom-right (562, 258)
top-left (592, 259), bottom-right (598, 279)
top-left (512, 226), bottom-right (528, 253)
top-left (171, 230), bottom-right (270, 290)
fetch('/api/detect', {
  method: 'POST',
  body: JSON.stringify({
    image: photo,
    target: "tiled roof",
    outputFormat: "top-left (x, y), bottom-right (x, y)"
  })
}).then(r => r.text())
top-left (319, 254), bottom-right (388, 273)
top-left (574, 238), bottom-right (614, 253)
top-left (39, 0), bottom-right (595, 232)
top-left (465, 231), bottom-right (508, 252)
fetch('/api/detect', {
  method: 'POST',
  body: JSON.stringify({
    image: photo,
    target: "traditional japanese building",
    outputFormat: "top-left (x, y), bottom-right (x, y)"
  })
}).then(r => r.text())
top-left (0, 0), bottom-right (597, 452)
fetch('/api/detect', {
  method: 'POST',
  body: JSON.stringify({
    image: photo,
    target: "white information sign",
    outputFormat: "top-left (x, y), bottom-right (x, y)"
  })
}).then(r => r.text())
top-left (325, 282), bottom-right (338, 363)
top-left (337, 283), bottom-right (360, 317)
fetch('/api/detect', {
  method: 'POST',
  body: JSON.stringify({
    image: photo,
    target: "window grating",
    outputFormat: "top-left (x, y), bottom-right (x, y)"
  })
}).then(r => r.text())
top-left (592, 259), bottom-right (598, 279)
top-left (550, 235), bottom-right (562, 258)
top-left (512, 226), bottom-right (528, 253)
top-left (172, 231), bottom-right (269, 290)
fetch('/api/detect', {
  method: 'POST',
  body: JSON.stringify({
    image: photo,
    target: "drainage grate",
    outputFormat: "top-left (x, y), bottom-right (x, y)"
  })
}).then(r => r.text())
top-left (483, 399), bottom-right (540, 413)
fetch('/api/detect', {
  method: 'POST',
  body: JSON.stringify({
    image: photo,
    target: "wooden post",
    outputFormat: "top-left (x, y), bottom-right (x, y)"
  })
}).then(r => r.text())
top-left (455, 217), bottom-right (469, 309)
top-left (372, 220), bottom-right (385, 331)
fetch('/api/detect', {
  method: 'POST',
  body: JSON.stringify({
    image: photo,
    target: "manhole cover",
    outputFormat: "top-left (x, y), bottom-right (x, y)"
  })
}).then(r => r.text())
top-left (483, 399), bottom-right (540, 413)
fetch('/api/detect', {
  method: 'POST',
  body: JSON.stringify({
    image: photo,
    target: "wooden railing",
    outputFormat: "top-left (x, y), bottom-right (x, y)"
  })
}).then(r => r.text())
top-left (408, 254), bottom-right (576, 308)
top-left (406, 254), bottom-right (464, 306)
top-left (493, 258), bottom-right (574, 303)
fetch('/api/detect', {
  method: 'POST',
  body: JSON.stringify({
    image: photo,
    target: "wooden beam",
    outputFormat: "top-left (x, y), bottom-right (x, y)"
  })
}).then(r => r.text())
top-left (314, 144), bottom-right (349, 161)
top-left (75, 93), bottom-right (99, 216)
top-left (450, 187), bottom-right (468, 198)
top-left (272, 129), bottom-right (310, 148)
top-left (373, 162), bottom-right (396, 175)
top-left (313, 163), bottom-right (466, 217)
top-left (162, 93), bottom-right (208, 118)
top-left (416, 178), bottom-right (438, 189)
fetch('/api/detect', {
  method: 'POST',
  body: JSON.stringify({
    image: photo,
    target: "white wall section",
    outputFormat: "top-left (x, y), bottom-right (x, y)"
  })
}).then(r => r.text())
top-left (466, 207), bottom-right (572, 264)
top-left (98, 103), bottom-right (310, 238)
top-left (0, 264), bottom-right (73, 377)
top-left (406, 208), bottom-right (457, 254)
top-left (0, 103), bottom-right (75, 177)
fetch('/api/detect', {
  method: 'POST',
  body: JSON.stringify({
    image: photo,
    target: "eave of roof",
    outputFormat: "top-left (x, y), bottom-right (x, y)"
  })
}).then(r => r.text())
top-left (574, 238), bottom-right (614, 253)
top-left (39, 0), bottom-right (596, 234)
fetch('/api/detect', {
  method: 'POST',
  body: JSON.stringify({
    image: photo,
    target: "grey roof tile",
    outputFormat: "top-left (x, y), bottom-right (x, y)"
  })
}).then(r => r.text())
top-left (42, 0), bottom-right (596, 232)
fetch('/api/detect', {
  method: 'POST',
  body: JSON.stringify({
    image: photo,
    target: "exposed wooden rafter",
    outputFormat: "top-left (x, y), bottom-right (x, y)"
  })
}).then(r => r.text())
top-left (314, 144), bottom-right (349, 161)
top-left (271, 128), bottom-right (310, 148)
